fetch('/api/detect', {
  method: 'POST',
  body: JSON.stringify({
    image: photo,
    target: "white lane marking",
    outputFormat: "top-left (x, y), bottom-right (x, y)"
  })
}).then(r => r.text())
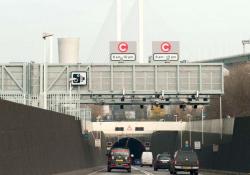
top-left (132, 166), bottom-right (154, 175)
top-left (86, 168), bottom-right (106, 175)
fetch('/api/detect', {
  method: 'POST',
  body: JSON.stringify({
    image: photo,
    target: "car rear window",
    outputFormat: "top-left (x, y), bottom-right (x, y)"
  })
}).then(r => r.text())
top-left (159, 155), bottom-right (170, 160)
top-left (176, 151), bottom-right (198, 161)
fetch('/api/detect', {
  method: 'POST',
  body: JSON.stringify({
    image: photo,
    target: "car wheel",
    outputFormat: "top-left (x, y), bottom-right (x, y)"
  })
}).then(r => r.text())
top-left (107, 168), bottom-right (111, 172)
top-left (154, 167), bottom-right (158, 171)
top-left (127, 168), bottom-right (131, 173)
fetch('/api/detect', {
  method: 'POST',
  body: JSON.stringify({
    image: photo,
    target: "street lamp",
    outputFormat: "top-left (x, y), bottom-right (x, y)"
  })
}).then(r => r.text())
top-left (187, 114), bottom-right (192, 147)
top-left (42, 32), bottom-right (54, 63)
top-left (69, 78), bottom-right (77, 115)
top-left (242, 40), bottom-right (250, 54)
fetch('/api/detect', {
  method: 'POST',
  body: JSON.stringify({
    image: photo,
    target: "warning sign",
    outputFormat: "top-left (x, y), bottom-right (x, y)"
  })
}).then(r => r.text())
top-left (127, 125), bottom-right (132, 131)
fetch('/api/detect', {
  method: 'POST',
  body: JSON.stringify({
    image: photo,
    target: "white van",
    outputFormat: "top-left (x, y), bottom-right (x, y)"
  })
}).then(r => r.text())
top-left (141, 151), bottom-right (153, 167)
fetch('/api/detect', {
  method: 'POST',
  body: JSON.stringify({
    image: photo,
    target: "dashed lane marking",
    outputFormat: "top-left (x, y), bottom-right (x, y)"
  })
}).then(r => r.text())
top-left (132, 166), bottom-right (154, 175)
top-left (86, 168), bottom-right (106, 175)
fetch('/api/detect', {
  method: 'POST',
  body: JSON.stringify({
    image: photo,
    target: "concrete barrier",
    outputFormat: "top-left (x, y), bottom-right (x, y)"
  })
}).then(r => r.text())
top-left (0, 100), bottom-right (106, 175)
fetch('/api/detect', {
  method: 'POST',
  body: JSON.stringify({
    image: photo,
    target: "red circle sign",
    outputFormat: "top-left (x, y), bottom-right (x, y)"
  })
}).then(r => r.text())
top-left (161, 42), bottom-right (172, 52)
top-left (118, 42), bottom-right (128, 52)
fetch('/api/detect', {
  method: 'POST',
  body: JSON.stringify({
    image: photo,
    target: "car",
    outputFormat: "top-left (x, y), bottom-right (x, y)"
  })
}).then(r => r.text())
top-left (141, 151), bottom-right (153, 167)
top-left (107, 148), bottom-right (131, 173)
top-left (153, 153), bottom-right (171, 171)
top-left (169, 148), bottom-right (199, 175)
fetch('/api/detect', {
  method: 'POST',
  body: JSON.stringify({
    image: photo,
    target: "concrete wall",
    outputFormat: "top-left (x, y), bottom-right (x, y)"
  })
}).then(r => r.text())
top-left (0, 100), bottom-right (106, 175)
top-left (150, 117), bottom-right (250, 172)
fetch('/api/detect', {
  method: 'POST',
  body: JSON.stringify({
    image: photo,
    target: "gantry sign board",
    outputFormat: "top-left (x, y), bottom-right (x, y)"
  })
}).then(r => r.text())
top-left (152, 41), bottom-right (180, 62)
top-left (110, 41), bottom-right (137, 62)
top-left (0, 63), bottom-right (223, 96)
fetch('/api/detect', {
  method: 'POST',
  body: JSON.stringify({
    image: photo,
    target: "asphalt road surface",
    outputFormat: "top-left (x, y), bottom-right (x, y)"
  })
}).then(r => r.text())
top-left (84, 166), bottom-right (223, 175)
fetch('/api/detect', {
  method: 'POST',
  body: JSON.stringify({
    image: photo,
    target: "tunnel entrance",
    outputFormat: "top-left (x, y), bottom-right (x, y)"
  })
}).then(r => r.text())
top-left (112, 137), bottom-right (146, 159)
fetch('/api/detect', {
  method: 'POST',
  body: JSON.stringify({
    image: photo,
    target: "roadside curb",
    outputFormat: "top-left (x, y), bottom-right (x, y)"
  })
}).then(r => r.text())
top-left (52, 166), bottom-right (105, 175)
top-left (201, 169), bottom-right (249, 175)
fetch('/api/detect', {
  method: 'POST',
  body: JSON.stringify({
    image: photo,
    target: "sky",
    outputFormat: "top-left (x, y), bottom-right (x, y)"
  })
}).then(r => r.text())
top-left (0, 0), bottom-right (250, 63)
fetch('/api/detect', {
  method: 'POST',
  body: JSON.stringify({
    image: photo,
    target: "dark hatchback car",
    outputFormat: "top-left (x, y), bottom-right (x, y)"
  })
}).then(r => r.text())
top-left (153, 154), bottom-right (171, 171)
top-left (107, 148), bottom-right (131, 173)
top-left (169, 149), bottom-right (199, 175)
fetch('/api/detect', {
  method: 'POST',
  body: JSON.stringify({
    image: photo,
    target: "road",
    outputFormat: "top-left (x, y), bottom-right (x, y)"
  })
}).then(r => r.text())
top-left (85, 166), bottom-right (223, 175)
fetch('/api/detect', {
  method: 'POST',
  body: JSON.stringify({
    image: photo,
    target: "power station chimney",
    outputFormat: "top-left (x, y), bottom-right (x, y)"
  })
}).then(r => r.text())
top-left (58, 37), bottom-right (80, 64)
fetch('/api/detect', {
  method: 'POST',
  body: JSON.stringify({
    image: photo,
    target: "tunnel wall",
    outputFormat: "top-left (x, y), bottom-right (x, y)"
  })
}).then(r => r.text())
top-left (151, 131), bottom-right (178, 157)
top-left (0, 100), bottom-right (106, 175)
top-left (152, 117), bottom-right (250, 172)
top-left (178, 117), bottom-right (250, 173)
top-left (198, 117), bottom-right (250, 172)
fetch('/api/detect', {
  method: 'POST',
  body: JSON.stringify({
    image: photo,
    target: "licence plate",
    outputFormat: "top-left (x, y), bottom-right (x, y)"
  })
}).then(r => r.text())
top-left (116, 159), bottom-right (123, 162)
top-left (183, 166), bottom-right (191, 170)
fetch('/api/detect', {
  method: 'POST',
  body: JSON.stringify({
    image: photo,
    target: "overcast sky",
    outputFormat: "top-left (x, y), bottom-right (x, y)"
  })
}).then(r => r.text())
top-left (0, 0), bottom-right (250, 63)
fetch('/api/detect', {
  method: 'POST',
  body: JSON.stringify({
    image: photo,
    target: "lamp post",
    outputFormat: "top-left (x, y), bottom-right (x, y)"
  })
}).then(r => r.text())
top-left (187, 114), bottom-right (192, 147)
top-left (201, 107), bottom-right (204, 144)
top-left (42, 32), bottom-right (54, 109)
top-left (69, 78), bottom-right (77, 116)
top-left (180, 119), bottom-right (183, 148)
top-left (242, 40), bottom-right (250, 54)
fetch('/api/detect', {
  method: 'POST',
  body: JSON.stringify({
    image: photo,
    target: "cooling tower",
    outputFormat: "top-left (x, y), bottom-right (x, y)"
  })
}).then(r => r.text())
top-left (58, 38), bottom-right (80, 64)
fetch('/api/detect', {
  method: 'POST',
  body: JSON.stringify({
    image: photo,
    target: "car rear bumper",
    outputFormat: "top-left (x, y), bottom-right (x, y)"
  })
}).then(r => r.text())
top-left (155, 163), bottom-right (170, 169)
top-left (174, 165), bottom-right (199, 170)
top-left (109, 163), bottom-right (131, 169)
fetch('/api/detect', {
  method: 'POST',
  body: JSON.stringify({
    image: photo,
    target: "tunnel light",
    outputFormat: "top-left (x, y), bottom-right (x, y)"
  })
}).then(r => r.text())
top-left (155, 94), bottom-right (160, 98)
top-left (121, 96), bottom-right (125, 101)
top-left (180, 104), bottom-right (186, 110)
top-left (188, 97), bottom-right (192, 102)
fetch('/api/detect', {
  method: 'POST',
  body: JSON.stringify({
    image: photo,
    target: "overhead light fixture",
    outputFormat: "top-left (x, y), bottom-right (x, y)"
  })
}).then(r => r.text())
top-left (203, 98), bottom-right (208, 101)
top-left (188, 97), bottom-right (192, 102)
top-left (121, 96), bottom-right (125, 101)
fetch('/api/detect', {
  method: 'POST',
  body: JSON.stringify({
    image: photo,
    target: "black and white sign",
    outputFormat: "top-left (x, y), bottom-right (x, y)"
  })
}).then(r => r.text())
top-left (194, 141), bottom-right (201, 150)
top-left (153, 53), bottom-right (178, 61)
top-left (95, 139), bottom-right (101, 148)
top-left (71, 72), bottom-right (87, 85)
top-left (111, 53), bottom-right (136, 61)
